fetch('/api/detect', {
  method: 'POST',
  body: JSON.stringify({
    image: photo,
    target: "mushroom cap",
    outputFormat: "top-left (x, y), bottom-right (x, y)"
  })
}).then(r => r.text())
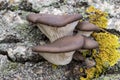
top-left (32, 33), bottom-right (99, 53)
top-left (76, 21), bottom-right (100, 31)
top-left (82, 36), bottom-right (99, 49)
top-left (27, 13), bottom-right (83, 27)
top-left (32, 34), bottom-right (84, 53)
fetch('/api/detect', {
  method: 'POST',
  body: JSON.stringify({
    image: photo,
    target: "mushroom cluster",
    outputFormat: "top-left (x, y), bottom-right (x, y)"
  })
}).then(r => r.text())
top-left (27, 13), bottom-right (99, 65)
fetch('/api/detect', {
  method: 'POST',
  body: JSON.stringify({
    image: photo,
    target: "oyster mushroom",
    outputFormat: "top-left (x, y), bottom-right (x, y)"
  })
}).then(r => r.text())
top-left (27, 13), bottom-right (98, 65)
top-left (82, 36), bottom-right (98, 49)
top-left (32, 34), bottom-right (98, 53)
top-left (27, 13), bottom-right (82, 27)
top-left (76, 21), bottom-right (100, 37)
top-left (32, 34), bottom-right (84, 53)
top-left (76, 21), bottom-right (100, 31)
top-left (27, 13), bottom-right (83, 65)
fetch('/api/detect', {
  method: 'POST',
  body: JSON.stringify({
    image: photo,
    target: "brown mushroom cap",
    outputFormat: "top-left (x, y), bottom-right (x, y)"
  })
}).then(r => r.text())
top-left (27, 13), bottom-right (83, 27)
top-left (82, 36), bottom-right (99, 49)
top-left (76, 21), bottom-right (100, 31)
top-left (32, 33), bottom-right (98, 53)
top-left (32, 34), bottom-right (84, 53)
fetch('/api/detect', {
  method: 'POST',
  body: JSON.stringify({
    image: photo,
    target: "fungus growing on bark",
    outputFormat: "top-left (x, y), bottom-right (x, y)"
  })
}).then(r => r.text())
top-left (76, 21), bottom-right (100, 31)
top-left (76, 21), bottom-right (100, 37)
top-left (32, 34), bottom-right (98, 53)
top-left (26, 13), bottom-right (99, 65)
top-left (27, 13), bottom-right (83, 27)
top-left (32, 34), bottom-right (84, 53)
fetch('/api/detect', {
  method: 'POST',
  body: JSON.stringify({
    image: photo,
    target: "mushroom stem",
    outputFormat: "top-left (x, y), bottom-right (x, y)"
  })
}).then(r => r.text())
top-left (32, 34), bottom-right (84, 53)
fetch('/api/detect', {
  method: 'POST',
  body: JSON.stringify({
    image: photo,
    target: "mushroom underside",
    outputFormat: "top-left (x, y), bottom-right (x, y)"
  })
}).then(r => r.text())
top-left (36, 21), bottom-right (79, 65)
top-left (34, 22), bottom-right (98, 65)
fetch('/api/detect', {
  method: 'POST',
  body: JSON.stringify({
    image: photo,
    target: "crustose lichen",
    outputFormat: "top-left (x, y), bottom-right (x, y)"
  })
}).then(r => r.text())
top-left (80, 6), bottom-right (120, 80)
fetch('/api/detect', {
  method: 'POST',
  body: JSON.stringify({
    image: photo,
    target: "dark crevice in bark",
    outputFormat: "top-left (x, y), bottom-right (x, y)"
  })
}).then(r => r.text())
top-left (0, 35), bottom-right (22, 43)
top-left (0, 0), bottom-right (39, 13)
top-left (105, 29), bottom-right (120, 36)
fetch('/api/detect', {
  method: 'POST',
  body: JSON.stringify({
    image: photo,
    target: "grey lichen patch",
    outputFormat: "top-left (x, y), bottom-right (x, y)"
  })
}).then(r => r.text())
top-left (15, 23), bottom-right (31, 40)
top-left (0, 0), bottom-right (39, 13)
top-left (0, 10), bottom-right (26, 41)
top-left (15, 11), bottom-right (49, 44)
top-left (15, 22), bottom-right (45, 44)
top-left (1, 61), bottom-right (19, 75)
top-left (94, 74), bottom-right (120, 80)
top-left (6, 62), bottom-right (19, 71)
top-left (28, 0), bottom-right (59, 11)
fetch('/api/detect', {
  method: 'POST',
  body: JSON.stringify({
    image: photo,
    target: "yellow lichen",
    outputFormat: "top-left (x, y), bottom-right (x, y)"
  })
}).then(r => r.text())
top-left (86, 6), bottom-right (108, 28)
top-left (80, 68), bottom-right (84, 73)
top-left (81, 32), bottom-right (120, 80)
top-left (80, 6), bottom-right (120, 80)
top-left (52, 64), bottom-right (57, 69)
top-left (86, 6), bottom-right (95, 13)
top-left (92, 32), bottom-right (120, 66)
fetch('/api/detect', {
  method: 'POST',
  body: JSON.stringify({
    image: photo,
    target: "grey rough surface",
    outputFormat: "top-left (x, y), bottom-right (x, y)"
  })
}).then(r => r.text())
top-left (0, 0), bottom-right (120, 80)
top-left (94, 74), bottom-right (120, 80)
